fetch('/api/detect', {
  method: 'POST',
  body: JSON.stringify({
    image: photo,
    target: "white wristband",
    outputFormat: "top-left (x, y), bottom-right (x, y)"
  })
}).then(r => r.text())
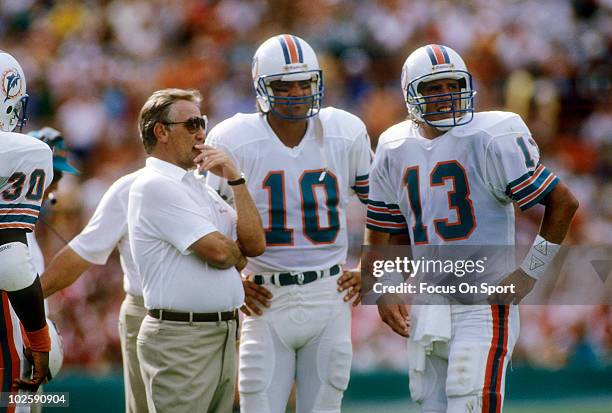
top-left (519, 234), bottom-right (561, 280)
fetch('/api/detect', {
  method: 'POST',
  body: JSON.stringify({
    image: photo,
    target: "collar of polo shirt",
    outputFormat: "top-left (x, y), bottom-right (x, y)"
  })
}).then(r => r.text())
top-left (145, 157), bottom-right (191, 182)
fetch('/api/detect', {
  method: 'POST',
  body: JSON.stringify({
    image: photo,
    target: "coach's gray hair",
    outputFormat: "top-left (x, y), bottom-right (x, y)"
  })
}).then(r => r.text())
top-left (138, 88), bottom-right (202, 154)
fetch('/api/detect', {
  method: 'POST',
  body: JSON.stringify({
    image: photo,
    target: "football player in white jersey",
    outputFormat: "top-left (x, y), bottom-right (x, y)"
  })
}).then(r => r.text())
top-left (201, 35), bottom-right (372, 413)
top-left (367, 45), bottom-right (579, 413)
top-left (0, 51), bottom-right (53, 395)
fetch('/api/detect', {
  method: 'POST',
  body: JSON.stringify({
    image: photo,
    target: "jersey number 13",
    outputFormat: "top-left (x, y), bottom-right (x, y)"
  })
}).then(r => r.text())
top-left (404, 160), bottom-right (476, 244)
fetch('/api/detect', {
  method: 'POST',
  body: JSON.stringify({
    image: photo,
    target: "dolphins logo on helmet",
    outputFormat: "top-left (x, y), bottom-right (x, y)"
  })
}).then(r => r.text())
top-left (401, 44), bottom-right (475, 131)
top-left (252, 35), bottom-right (324, 120)
top-left (0, 51), bottom-right (29, 132)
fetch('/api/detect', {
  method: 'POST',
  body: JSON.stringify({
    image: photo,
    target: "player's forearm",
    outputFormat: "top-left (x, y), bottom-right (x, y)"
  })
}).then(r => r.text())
top-left (231, 184), bottom-right (265, 257)
top-left (41, 245), bottom-right (93, 297)
top-left (7, 277), bottom-right (47, 332)
top-left (538, 182), bottom-right (579, 244)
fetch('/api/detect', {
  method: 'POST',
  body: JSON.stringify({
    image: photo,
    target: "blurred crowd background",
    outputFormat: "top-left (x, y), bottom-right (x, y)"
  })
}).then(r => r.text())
top-left (1, 0), bottom-right (610, 373)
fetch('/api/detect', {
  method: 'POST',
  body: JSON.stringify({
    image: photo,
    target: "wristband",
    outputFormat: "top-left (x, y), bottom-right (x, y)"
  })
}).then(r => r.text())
top-left (519, 234), bottom-right (561, 280)
top-left (26, 324), bottom-right (51, 352)
top-left (228, 172), bottom-right (246, 186)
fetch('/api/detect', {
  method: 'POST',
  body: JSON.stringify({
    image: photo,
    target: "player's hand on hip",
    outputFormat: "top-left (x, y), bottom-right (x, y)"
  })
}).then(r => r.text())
top-left (376, 294), bottom-right (410, 338)
top-left (338, 268), bottom-right (362, 306)
top-left (488, 268), bottom-right (536, 305)
top-left (194, 144), bottom-right (240, 180)
top-left (14, 349), bottom-right (49, 391)
top-left (241, 278), bottom-right (273, 316)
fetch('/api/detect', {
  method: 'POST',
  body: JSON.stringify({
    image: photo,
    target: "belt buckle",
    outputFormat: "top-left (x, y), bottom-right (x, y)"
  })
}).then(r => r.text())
top-left (296, 272), bottom-right (305, 285)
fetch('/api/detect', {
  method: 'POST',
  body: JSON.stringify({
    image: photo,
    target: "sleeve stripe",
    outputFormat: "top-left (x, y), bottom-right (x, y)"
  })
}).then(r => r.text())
top-left (0, 223), bottom-right (35, 231)
top-left (352, 186), bottom-right (369, 194)
top-left (0, 215), bottom-right (39, 224)
top-left (354, 181), bottom-right (369, 187)
top-left (366, 222), bottom-right (407, 234)
top-left (366, 217), bottom-right (407, 228)
top-left (508, 167), bottom-right (555, 202)
top-left (508, 164), bottom-right (544, 194)
top-left (511, 170), bottom-right (553, 201)
top-left (518, 175), bottom-right (559, 210)
top-left (367, 210), bottom-right (406, 223)
top-left (367, 204), bottom-right (402, 215)
top-left (0, 209), bottom-right (40, 217)
top-left (0, 203), bottom-right (41, 212)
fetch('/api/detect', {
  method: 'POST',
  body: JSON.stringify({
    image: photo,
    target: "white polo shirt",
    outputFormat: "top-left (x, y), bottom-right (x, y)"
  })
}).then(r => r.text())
top-left (128, 157), bottom-right (243, 313)
top-left (69, 170), bottom-right (143, 296)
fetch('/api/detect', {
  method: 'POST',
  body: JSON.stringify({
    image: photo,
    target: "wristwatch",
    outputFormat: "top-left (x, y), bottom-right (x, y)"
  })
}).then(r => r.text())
top-left (228, 172), bottom-right (247, 186)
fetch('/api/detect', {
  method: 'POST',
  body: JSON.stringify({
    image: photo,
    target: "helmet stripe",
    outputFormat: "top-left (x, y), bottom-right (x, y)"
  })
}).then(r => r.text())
top-left (439, 46), bottom-right (451, 64)
top-left (430, 45), bottom-right (448, 64)
top-left (291, 35), bottom-right (304, 63)
top-left (426, 47), bottom-right (438, 65)
top-left (283, 35), bottom-right (299, 63)
top-left (277, 36), bottom-right (291, 64)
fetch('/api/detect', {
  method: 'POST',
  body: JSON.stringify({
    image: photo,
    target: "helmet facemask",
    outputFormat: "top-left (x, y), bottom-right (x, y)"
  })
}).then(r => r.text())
top-left (5, 94), bottom-right (29, 132)
top-left (256, 69), bottom-right (324, 120)
top-left (406, 70), bottom-right (475, 131)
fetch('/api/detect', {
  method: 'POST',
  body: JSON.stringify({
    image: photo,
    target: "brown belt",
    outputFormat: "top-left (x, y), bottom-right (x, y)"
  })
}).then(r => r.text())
top-left (147, 309), bottom-right (238, 322)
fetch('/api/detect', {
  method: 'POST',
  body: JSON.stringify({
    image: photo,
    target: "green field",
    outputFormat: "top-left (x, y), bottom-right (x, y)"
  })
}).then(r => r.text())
top-left (342, 397), bottom-right (612, 413)
top-left (46, 368), bottom-right (612, 412)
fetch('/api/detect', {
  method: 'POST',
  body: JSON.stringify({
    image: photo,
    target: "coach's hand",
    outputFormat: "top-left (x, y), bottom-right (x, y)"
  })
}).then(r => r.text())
top-left (14, 349), bottom-right (49, 391)
top-left (377, 294), bottom-right (410, 337)
top-left (241, 279), bottom-right (273, 316)
top-left (338, 268), bottom-right (361, 306)
top-left (194, 144), bottom-right (240, 180)
top-left (488, 269), bottom-right (536, 305)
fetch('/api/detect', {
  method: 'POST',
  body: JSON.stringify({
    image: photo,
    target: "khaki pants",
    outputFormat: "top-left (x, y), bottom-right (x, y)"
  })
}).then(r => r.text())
top-left (137, 315), bottom-right (237, 413)
top-left (118, 294), bottom-right (148, 413)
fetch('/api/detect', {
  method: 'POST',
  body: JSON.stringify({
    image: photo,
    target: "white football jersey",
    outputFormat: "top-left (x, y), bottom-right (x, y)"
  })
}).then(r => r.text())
top-left (206, 108), bottom-right (372, 274)
top-left (368, 111), bottom-right (559, 246)
top-left (0, 132), bottom-right (53, 232)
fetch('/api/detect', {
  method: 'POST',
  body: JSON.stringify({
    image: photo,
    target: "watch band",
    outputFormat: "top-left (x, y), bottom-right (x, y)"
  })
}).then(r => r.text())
top-left (228, 173), bottom-right (246, 186)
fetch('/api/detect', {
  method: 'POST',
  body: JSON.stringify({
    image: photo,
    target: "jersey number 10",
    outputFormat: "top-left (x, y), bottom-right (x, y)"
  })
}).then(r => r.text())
top-left (263, 169), bottom-right (340, 246)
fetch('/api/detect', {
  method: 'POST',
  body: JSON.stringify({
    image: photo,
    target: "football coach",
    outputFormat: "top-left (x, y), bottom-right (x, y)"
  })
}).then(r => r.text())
top-left (128, 88), bottom-right (265, 412)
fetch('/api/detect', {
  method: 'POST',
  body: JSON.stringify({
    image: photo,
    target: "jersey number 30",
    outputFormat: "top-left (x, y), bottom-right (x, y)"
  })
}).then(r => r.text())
top-left (263, 170), bottom-right (339, 246)
top-left (1, 170), bottom-right (46, 201)
top-left (404, 161), bottom-right (476, 244)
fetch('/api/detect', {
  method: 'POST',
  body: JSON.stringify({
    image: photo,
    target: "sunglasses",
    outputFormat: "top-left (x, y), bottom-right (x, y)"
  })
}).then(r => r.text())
top-left (163, 115), bottom-right (208, 134)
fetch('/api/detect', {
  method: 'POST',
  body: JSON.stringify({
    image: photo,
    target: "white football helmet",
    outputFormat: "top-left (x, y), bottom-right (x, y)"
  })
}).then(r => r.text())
top-left (401, 44), bottom-right (475, 131)
top-left (252, 34), bottom-right (323, 119)
top-left (46, 318), bottom-right (64, 380)
top-left (0, 51), bottom-right (29, 132)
